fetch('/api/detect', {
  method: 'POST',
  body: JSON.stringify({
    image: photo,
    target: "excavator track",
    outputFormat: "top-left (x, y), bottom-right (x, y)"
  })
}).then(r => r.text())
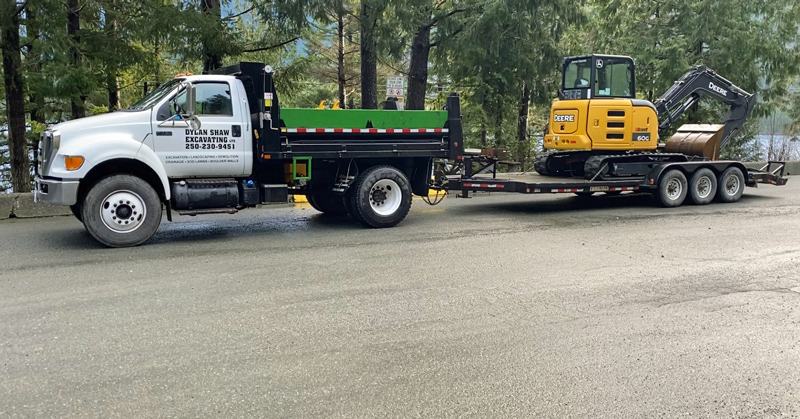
top-left (583, 153), bottom-right (690, 180)
top-left (534, 150), bottom-right (593, 177)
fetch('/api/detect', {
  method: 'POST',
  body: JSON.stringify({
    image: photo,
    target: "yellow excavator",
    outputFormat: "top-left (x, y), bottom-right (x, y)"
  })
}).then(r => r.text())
top-left (536, 54), bottom-right (756, 178)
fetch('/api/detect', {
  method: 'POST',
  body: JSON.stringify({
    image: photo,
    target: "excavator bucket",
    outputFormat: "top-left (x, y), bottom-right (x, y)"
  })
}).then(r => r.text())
top-left (663, 124), bottom-right (725, 160)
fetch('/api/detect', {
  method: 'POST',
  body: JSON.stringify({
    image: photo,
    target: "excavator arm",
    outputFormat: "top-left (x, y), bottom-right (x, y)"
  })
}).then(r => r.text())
top-left (654, 66), bottom-right (756, 150)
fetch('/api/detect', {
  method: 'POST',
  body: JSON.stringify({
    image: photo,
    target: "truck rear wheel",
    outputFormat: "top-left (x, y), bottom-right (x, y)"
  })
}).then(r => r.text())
top-left (688, 168), bottom-right (717, 205)
top-left (81, 174), bottom-right (162, 247)
top-left (307, 193), bottom-right (348, 215)
top-left (347, 165), bottom-right (412, 228)
top-left (717, 167), bottom-right (745, 203)
top-left (657, 169), bottom-right (688, 207)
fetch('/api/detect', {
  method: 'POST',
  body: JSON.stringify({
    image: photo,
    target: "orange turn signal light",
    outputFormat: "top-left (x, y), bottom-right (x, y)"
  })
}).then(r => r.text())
top-left (65, 156), bottom-right (85, 171)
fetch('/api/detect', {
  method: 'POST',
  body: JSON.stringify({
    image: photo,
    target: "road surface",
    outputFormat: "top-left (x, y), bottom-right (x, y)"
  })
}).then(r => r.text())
top-left (2, 182), bottom-right (800, 417)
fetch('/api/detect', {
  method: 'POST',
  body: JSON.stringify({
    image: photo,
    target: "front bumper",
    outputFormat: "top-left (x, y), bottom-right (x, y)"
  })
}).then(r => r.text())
top-left (34, 176), bottom-right (80, 206)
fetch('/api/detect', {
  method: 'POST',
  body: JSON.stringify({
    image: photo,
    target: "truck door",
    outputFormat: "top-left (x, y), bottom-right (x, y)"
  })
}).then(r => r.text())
top-left (153, 81), bottom-right (247, 178)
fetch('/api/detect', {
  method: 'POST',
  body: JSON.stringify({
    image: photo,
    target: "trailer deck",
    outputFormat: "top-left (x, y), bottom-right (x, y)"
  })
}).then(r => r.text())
top-left (440, 156), bottom-right (788, 200)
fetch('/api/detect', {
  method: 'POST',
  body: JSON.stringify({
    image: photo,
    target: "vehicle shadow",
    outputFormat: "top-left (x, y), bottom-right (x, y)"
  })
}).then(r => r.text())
top-left (454, 191), bottom-right (780, 216)
top-left (145, 211), bottom-right (364, 245)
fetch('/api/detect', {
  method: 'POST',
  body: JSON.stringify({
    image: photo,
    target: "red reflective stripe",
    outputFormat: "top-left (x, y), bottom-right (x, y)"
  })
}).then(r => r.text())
top-left (287, 127), bottom-right (449, 133)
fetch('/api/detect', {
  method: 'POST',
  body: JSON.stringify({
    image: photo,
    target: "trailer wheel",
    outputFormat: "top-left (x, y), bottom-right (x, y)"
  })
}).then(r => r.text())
top-left (688, 168), bottom-right (717, 205)
top-left (81, 174), bottom-right (162, 247)
top-left (657, 169), bottom-right (688, 207)
top-left (717, 167), bottom-right (745, 203)
top-left (347, 165), bottom-right (412, 228)
top-left (307, 193), bottom-right (348, 215)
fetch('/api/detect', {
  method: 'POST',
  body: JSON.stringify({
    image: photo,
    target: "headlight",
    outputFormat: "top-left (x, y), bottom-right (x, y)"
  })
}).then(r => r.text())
top-left (52, 130), bottom-right (61, 150)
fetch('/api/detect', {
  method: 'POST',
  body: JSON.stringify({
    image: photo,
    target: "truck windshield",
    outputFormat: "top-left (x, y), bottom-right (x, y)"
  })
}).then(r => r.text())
top-left (129, 79), bottom-right (182, 110)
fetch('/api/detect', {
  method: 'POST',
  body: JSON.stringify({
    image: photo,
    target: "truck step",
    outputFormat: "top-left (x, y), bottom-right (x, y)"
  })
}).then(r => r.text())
top-left (177, 208), bottom-right (238, 216)
top-left (332, 174), bottom-right (356, 193)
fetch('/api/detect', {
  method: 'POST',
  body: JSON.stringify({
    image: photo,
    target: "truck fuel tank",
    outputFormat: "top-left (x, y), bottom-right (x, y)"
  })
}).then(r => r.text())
top-left (171, 179), bottom-right (239, 210)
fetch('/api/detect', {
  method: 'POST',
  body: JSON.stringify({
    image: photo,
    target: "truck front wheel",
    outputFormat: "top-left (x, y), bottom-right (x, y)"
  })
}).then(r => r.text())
top-left (347, 165), bottom-right (412, 228)
top-left (81, 175), bottom-right (163, 247)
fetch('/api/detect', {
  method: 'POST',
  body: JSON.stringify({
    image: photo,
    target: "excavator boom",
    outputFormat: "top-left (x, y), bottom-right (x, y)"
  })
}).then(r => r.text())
top-left (656, 66), bottom-right (756, 158)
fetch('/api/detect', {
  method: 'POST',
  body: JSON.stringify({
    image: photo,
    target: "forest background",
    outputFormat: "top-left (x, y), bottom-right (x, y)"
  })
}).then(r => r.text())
top-left (2, 0), bottom-right (800, 192)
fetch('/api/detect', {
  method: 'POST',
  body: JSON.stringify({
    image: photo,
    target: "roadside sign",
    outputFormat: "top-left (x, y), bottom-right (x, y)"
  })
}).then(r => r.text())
top-left (386, 76), bottom-right (404, 97)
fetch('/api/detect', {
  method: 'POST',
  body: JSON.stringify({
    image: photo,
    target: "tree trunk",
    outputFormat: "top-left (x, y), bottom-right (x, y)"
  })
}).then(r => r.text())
top-left (1, 0), bottom-right (31, 192)
top-left (407, 24), bottom-right (431, 110)
top-left (106, 2), bottom-right (119, 111)
top-left (67, 0), bottom-right (85, 118)
top-left (27, 5), bottom-right (45, 176)
top-left (201, 0), bottom-right (223, 73)
top-left (107, 72), bottom-right (119, 111)
top-left (26, 4), bottom-right (44, 123)
top-left (517, 83), bottom-right (530, 143)
top-left (154, 38), bottom-right (161, 82)
top-left (337, 12), bottom-right (346, 108)
top-left (359, 0), bottom-right (378, 109)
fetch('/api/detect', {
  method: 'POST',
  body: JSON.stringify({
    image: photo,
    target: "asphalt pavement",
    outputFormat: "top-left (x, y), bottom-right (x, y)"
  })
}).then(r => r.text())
top-left (2, 181), bottom-right (800, 418)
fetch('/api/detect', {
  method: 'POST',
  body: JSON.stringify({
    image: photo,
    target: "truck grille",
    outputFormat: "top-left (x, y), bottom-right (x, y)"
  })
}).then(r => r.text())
top-left (39, 131), bottom-right (53, 175)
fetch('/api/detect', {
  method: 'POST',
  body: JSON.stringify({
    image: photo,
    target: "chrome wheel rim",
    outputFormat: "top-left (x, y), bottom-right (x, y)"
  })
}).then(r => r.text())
top-left (696, 176), bottom-right (712, 199)
top-left (100, 190), bottom-right (146, 233)
top-left (725, 175), bottom-right (740, 196)
top-left (666, 178), bottom-right (683, 201)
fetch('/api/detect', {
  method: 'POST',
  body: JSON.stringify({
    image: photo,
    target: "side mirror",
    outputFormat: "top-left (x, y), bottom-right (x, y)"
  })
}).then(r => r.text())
top-left (159, 82), bottom-right (201, 130)
top-left (183, 83), bottom-right (202, 130)
top-left (183, 82), bottom-right (196, 117)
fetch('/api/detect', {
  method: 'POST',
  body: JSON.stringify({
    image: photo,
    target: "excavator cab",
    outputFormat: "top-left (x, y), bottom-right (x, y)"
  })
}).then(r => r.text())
top-left (561, 55), bottom-right (635, 100)
top-left (545, 54), bottom-right (659, 155)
